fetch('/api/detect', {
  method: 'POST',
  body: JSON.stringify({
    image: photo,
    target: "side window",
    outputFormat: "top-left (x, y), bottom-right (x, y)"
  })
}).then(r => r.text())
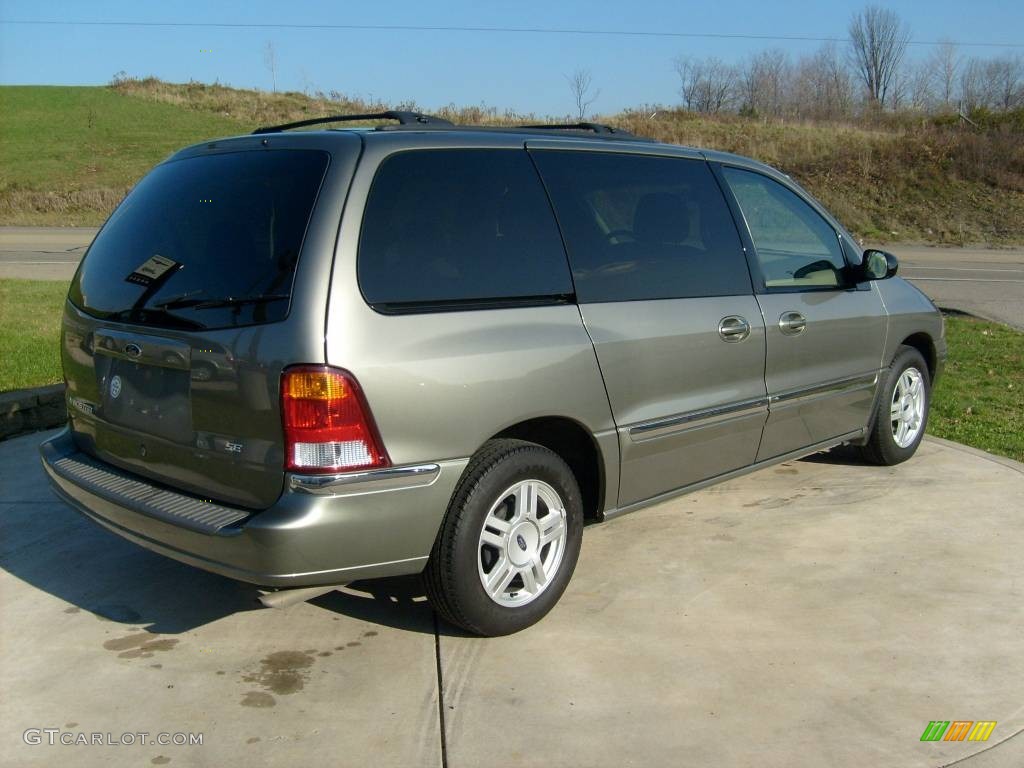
top-left (358, 149), bottom-right (572, 309)
top-left (530, 151), bottom-right (751, 303)
top-left (721, 167), bottom-right (846, 291)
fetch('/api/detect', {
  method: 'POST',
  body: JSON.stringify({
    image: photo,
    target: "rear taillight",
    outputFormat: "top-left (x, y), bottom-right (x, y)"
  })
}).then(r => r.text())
top-left (281, 365), bottom-right (390, 474)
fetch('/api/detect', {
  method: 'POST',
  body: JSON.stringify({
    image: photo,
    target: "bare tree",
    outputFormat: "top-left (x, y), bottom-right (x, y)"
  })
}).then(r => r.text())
top-left (741, 49), bottom-right (789, 116)
top-left (907, 60), bottom-right (936, 111)
top-left (675, 56), bottom-right (737, 113)
top-left (263, 41), bottom-right (278, 93)
top-left (566, 69), bottom-right (600, 119)
top-left (928, 40), bottom-right (960, 107)
top-left (847, 5), bottom-right (911, 108)
top-left (959, 57), bottom-right (989, 111)
top-left (988, 55), bottom-right (1023, 110)
top-left (791, 43), bottom-right (853, 120)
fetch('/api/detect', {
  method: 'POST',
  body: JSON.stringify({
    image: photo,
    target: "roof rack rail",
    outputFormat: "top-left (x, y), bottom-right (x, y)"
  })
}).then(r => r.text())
top-left (518, 122), bottom-right (632, 137)
top-left (252, 111), bottom-right (453, 135)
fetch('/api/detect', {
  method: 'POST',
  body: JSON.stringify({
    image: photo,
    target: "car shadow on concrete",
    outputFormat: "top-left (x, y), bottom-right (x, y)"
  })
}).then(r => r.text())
top-left (1, 483), bottom-right (459, 636)
top-left (310, 577), bottom-right (474, 637)
top-left (798, 444), bottom-right (865, 464)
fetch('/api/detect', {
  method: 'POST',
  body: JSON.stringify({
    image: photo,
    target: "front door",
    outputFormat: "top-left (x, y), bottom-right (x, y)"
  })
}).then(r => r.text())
top-left (719, 165), bottom-right (887, 460)
top-left (530, 147), bottom-right (768, 507)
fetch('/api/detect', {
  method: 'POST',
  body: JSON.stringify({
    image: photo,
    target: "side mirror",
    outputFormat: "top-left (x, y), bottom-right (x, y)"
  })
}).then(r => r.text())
top-left (858, 249), bottom-right (899, 281)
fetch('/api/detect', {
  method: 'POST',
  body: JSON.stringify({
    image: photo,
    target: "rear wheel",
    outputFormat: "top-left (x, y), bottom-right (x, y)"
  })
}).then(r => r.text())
top-left (859, 345), bottom-right (931, 465)
top-left (424, 439), bottom-right (583, 636)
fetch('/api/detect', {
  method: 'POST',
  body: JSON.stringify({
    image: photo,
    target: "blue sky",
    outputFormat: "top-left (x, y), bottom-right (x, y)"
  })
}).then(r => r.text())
top-left (1, 1), bottom-right (1021, 115)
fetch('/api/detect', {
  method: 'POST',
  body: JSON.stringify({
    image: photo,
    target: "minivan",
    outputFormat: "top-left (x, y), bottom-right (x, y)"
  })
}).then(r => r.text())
top-left (41, 112), bottom-right (946, 636)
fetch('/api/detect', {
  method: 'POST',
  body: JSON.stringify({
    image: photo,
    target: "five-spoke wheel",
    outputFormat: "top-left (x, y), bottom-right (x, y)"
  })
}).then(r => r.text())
top-left (424, 439), bottom-right (583, 636)
top-left (860, 345), bottom-right (931, 465)
top-left (477, 480), bottom-right (568, 607)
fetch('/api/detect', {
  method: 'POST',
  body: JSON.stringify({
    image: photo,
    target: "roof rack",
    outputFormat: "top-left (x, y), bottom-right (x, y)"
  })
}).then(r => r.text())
top-left (252, 111), bottom-right (453, 135)
top-left (518, 122), bottom-right (632, 137)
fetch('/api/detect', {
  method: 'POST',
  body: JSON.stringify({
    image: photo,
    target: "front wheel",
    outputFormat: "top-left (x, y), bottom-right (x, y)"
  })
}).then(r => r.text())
top-left (859, 345), bottom-right (931, 465)
top-left (424, 439), bottom-right (583, 636)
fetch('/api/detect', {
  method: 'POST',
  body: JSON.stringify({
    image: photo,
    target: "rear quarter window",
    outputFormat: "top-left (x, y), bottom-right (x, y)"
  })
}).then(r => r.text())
top-left (357, 149), bottom-right (573, 311)
top-left (530, 150), bottom-right (752, 303)
top-left (69, 149), bottom-right (329, 330)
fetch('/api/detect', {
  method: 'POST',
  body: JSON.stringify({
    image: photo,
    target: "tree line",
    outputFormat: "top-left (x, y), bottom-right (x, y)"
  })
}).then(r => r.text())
top-left (571, 5), bottom-right (1022, 122)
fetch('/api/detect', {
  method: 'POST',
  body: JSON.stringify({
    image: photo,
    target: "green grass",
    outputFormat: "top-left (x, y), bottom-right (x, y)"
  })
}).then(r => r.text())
top-left (928, 315), bottom-right (1024, 462)
top-left (2, 80), bottom-right (1024, 244)
top-left (2, 278), bottom-right (1021, 464)
top-left (0, 279), bottom-right (67, 391)
top-left (0, 85), bottom-right (245, 225)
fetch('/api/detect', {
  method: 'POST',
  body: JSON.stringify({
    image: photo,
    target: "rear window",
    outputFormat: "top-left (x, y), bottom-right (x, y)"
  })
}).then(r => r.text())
top-left (358, 149), bottom-right (573, 311)
top-left (530, 151), bottom-right (752, 302)
top-left (69, 149), bottom-right (329, 330)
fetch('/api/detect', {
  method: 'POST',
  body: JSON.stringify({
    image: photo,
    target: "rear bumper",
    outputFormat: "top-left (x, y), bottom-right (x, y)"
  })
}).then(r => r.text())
top-left (40, 428), bottom-right (467, 587)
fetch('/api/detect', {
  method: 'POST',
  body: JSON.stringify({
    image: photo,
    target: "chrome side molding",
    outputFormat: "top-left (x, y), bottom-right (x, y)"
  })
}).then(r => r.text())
top-left (628, 396), bottom-right (769, 442)
top-left (770, 372), bottom-right (879, 407)
top-left (288, 463), bottom-right (441, 496)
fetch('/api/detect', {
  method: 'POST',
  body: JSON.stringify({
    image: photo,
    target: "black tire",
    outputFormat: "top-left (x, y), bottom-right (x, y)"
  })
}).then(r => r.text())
top-left (859, 345), bottom-right (931, 466)
top-left (424, 439), bottom-right (584, 636)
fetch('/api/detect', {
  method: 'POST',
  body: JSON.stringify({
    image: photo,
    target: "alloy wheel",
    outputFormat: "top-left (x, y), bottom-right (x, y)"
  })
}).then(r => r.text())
top-left (890, 367), bottom-right (926, 448)
top-left (477, 480), bottom-right (568, 607)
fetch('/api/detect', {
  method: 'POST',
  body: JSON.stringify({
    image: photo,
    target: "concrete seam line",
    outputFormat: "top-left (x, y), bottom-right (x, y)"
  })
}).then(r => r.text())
top-left (432, 612), bottom-right (448, 768)
top-left (936, 725), bottom-right (1024, 768)
top-left (923, 436), bottom-right (1024, 476)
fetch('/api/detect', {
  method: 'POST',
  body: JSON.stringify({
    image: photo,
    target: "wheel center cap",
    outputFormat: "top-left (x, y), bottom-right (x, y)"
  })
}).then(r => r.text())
top-left (508, 522), bottom-right (539, 566)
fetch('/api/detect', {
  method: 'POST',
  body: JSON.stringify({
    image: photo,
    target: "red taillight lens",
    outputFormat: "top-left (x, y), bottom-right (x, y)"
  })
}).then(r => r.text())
top-left (281, 366), bottom-right (390, 474)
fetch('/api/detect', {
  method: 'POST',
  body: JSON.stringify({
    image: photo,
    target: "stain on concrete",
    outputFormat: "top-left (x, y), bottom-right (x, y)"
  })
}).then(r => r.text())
top-left (318, 651), bottom-right (332, 657)
top-left (151, 755), bottom-right (171, 764)
top-left (334, 646), bottom-right (345, 651)
top-left (241, 691), bottom-right (276, 708)
top-left (63, 606), bottom-right (80, 614)
top-left (150, 664), bottom-right (163, 670)
top-left (775, 468), bottom-right (799, 475)
top-left (65, 722), bottom-right (78, 728)
top-left (363, 630), bottom-right (378, 637)
top-left (346, 641), bottom-right (361, 648)
top-left (216, 670), bottom-right (225, 675)
top-left (246, 737), bottom-right (261, 744)
top-left (242, 651), bottom-right (316, 696)
top-left (103, 632), bottom-right (179, 659)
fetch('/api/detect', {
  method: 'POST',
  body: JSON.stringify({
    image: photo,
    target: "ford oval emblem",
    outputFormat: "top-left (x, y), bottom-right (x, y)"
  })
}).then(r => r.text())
top-left (124, 343), bottom-right (142, 359)
top-left (516, 534), bottom-right (528, 551)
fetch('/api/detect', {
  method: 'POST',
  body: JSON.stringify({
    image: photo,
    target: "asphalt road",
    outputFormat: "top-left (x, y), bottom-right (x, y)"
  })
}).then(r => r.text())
top-left (3, 429), bottom-right (1024, 767)
top-left (1, 227), bottom-right (1022, 329)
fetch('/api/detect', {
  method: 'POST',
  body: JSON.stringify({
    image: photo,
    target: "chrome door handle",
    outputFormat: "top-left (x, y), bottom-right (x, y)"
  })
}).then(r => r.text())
top-left (778, 311), bottom-right (807, 335)
top-left (718, 315), bottom-right (751, 342)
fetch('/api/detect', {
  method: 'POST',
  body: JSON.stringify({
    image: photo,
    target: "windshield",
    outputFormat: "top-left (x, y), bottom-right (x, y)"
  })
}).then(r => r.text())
top-left (69, 149), bottom-right (329, 330)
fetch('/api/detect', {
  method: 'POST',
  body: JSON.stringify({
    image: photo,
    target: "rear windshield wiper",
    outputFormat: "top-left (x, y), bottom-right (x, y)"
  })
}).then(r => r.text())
top-left (154, 294), bottom-right (290, 311)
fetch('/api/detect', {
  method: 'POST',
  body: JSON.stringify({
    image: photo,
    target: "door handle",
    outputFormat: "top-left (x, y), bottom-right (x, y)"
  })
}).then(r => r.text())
top-left (718, 315), bottom-right (751, 343)
top-left (778, 311), bottom-right (807, 335)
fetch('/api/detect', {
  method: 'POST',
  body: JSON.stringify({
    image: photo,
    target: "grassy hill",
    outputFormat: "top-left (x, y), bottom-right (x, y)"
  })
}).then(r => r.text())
top-left (0, 85), bottom-right (245, 225)
top-left (2, 80), bottom-right (1023, 244)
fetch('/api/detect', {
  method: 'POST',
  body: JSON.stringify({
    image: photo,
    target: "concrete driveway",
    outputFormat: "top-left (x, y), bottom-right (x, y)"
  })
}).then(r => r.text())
top-left (2, 429), bottom-right (1022, 767)
top-left (3, 228), bottom-right (1022, 330)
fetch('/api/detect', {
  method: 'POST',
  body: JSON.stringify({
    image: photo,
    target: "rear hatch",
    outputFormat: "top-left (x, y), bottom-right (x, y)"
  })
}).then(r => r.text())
top-left (62, 137), bottom-right (354, 508)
